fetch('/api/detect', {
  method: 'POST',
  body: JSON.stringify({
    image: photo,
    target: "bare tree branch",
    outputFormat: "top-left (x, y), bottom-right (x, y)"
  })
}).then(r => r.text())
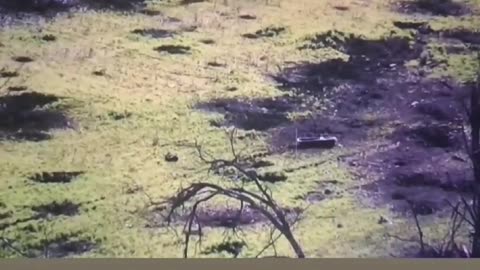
top-left (407, 200), bottom-right (425, 255)
top-left (159, 129), bottom-right (307, 258)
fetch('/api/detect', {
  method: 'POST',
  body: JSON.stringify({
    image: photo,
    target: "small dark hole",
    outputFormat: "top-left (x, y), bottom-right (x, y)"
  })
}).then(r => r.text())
top-left (334, 6), bottom-right (349, 11)
top-left (154, 45), bottom-right (191, 55)
top-left (139, 9), bottom-right (162, 16)
top-left (225, 86), bottom-right (238, 92)
top-left (242, 33), bottom-right (259, 39)
top-left (207, 61), bottom-right (225, 67)
top-left (7, 86), bottom-right (28, 92)
top-left (92, 69), bottom-right (106, 76)
top-left (0, 71), bottom-right (19, 78)
top-left (200, 39), bottom-right (215, 45)
top-left (239, 14), bottom-right (256, 20)
top-left (42, 34), bottom-right (57, 42)
top-left (12, 56), bottom-right (34, 63)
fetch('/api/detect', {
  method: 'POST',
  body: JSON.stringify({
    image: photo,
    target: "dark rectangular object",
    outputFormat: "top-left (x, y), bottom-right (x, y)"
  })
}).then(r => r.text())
top-left (296, 136), bottom-right (337, 149)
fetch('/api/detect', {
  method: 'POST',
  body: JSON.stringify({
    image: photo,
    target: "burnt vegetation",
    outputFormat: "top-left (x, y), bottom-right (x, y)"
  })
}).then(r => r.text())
top-left (269, 27), bottom-right (477, 237)
top-left (0, 91), bottom-right (72, 141)
top-left (397, 0), bottom-right (470, 16)
top-left (190, 20), bottom-right (480, 255)
top-left (379, 54), bottom-right (480, 258)
top-left (191, 21), bottom-right (480, 257)
top-left (0, 0), bottom-right (148, 12)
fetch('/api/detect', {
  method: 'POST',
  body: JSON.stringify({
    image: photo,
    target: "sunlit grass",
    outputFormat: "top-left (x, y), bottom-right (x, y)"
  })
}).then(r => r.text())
top-left (0, 0), bottom-right (479, 258)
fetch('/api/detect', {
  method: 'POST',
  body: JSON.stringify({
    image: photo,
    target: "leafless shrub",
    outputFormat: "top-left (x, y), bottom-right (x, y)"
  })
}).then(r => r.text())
top-left (395, 52), bottom-right (480, 258)
top-left (152, 129), bottom-right (308, 258)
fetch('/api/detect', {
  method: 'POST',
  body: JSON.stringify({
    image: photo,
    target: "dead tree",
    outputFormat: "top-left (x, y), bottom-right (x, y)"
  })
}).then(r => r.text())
top-left (159, 129), bottom-right (306, 258)
top-left (451, 51), bottom-right (480, 257)
top-left (434, 52), bottom-right (480, 258)
top-left (392, 52), bottom-right (480, 258)
top-left (426, 52), bottom-right (480, 258)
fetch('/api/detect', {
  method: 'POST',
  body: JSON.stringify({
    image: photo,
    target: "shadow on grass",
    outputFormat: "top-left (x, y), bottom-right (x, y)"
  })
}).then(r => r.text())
top-left (0, 91), bottom-right (74, 142)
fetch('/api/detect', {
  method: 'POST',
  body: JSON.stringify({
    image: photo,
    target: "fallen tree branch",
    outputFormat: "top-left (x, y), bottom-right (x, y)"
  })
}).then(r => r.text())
top-left (160, 128), bottom-right (306, 258)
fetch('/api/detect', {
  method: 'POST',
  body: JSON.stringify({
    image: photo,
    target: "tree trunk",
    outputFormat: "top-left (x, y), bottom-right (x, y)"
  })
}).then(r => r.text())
top-left (281, 225), bottom-right (305, 258)
top-left (472, 195), bottom-right (480, 257)
top-left (470, 53), bottom-right (480, 257)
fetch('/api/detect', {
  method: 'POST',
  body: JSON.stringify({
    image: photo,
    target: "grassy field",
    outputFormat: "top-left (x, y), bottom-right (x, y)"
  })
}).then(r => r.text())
top-left (0, 0), bottom-right (479, 258)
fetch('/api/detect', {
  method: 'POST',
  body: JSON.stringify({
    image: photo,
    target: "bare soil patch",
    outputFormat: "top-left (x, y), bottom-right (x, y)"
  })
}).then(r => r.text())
top-left (196, 96), bottom-right (300, 131)
top-left (147, 205), bottom-right (302, 229)
top-left (269, 28), bottom-right (473, 216)
top-left (392, 20), bottom-right (433, 34)
top-left (7, 86), bottom-right (28, 93)
top-left (396, 0), bottom-right (470, 17)
top-left (390, 124), bottom-right (463, 149)
top-left (0, 91), bottom-right (73, 141)
top-left (154, 45), bottom-right (191, 55)
top-left (438, 28), bottom-right (480, 48)
top-left (12, 56), bottom-right (34, 63)
top-left (350, 136), bottom-right (472, 217)
top-left (239, 14), bottom-right (256, 20)
top-left (200, 39), bottom-right (215, 45)
top-left (0, 70), bottom-right (19, 78)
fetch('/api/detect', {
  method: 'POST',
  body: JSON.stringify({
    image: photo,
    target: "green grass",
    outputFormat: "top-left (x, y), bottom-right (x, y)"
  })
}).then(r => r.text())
top-left (0, 0), bottom-right (479, 258)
